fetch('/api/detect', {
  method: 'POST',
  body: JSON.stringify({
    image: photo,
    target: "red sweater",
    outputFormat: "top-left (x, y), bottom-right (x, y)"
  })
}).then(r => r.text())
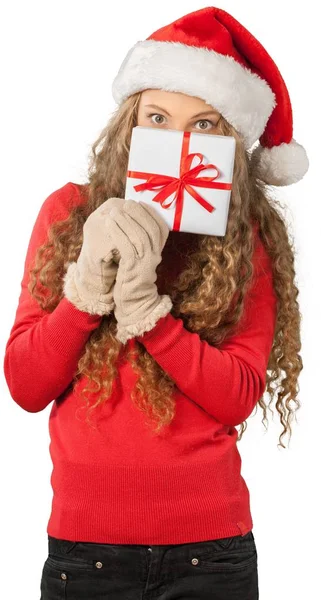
top-left (4, 182), bottom-right (277, 544)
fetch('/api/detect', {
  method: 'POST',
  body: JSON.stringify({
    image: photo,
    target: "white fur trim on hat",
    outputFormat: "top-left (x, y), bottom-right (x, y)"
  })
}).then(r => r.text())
top-left (251, 138), bottom-right (309, 186)
top-left (112, 40), bottom-right (276, 149)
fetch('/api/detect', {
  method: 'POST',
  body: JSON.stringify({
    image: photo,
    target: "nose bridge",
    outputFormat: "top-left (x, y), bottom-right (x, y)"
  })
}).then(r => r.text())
top-left (168, 120), bottom-right (190, 132)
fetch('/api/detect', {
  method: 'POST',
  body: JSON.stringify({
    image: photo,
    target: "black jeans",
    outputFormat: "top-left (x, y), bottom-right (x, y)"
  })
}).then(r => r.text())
top-left (40, 531), bottom-right (259, 599)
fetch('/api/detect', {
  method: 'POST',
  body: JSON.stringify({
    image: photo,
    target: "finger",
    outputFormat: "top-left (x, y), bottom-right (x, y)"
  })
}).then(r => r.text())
top-left (96, 197), bottom-right (127, 216)
top-left (109, 207), bottom-right (148, 259)
top-left (136, 201), bottom-right (170, 248)
top-left (123, 200), bottom-right (161, 251)
top-left (123, 200), bottom-right (169, 252)
top-left (104, 213), bottom-right (136, 263)
top-left (105, 197), bottom-right (127, 212)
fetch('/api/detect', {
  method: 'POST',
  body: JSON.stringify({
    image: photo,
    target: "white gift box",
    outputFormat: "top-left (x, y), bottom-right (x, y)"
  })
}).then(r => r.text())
top-left (125, 126), bottom-right (236, 236)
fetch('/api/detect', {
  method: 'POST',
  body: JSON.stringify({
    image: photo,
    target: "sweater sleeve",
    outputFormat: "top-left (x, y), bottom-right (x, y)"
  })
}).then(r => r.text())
top-left (3, 183), bottom-right (103, 413)
top-left (136, 232), bottom-right (278, 426)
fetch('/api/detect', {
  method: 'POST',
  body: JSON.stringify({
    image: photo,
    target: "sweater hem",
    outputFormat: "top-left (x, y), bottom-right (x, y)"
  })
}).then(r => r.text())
top-left (46, 460), bottom-right (253, 545)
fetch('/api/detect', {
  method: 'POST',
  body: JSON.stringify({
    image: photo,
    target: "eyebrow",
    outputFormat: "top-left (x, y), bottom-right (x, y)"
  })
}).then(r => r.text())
top-left (144, 104), bottom-right (220, 119)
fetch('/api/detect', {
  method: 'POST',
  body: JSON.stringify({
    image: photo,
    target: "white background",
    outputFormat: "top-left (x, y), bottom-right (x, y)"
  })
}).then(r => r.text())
top-left (0, 1), bottom-right (318, 598)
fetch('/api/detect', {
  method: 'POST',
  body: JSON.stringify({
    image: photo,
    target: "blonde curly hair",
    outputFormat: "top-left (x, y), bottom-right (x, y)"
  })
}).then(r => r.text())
top-left (28, 91), bottom-right (303, 449)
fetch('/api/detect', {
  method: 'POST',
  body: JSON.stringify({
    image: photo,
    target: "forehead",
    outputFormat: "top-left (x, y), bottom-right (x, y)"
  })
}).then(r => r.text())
top-left (139, 89), bottom-right (220, 114)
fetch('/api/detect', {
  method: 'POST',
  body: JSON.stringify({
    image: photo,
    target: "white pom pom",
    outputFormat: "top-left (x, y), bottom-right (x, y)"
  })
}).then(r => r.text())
top-left (251, 138), bottom-right (309, 186)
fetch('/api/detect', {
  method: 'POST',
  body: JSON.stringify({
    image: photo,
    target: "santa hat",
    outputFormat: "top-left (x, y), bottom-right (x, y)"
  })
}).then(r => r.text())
top-left (112, 6), bottom-right (308, 186)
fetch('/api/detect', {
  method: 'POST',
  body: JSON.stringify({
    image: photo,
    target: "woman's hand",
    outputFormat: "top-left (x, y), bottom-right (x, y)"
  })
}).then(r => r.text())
top-left (104, 200), bottom-right (173, 343)
top-left (63, 197), bottom-right (126, 316)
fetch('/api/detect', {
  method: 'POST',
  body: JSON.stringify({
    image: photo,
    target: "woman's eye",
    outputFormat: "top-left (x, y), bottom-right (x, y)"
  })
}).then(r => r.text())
top-left (147, 114), bottom-right (218, 129)
top-left (149, 114), bottom-right (166, 125)
top-left (195, 120), bottom-right (214, 130)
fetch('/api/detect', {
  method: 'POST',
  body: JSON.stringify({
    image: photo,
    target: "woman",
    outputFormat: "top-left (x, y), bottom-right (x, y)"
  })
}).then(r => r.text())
top-left (4, 6), bottom-right (308, 600)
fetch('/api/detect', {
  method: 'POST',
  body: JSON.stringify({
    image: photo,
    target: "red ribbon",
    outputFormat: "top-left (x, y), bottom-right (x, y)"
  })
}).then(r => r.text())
top-left (127, 131), bottom-right (232, 231)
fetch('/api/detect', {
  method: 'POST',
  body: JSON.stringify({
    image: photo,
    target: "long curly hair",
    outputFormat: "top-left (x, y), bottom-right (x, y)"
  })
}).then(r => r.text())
top-left (28, 91), bottom-right (303, 449)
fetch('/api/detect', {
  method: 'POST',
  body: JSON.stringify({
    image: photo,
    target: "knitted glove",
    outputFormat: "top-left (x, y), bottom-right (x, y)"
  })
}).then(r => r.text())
top-left (63, 197), bottom-right (125, 316)
top-left (104, 200), bottom-right (173, 343)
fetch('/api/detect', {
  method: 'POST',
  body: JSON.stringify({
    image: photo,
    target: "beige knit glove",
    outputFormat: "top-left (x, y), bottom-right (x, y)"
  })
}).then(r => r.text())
top-left (104, 199), bottom-right (173, 343)
top-left (62, 197), bottom-right (125, 315)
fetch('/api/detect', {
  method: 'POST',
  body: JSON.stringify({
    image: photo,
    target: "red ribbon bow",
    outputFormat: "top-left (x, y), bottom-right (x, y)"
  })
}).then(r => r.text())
top-left (127, 131), bottom-right (232, 231)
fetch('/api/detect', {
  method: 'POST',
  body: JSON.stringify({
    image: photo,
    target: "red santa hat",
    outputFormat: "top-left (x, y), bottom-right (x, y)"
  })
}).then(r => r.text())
top-left (112, 6), bottom-right (308, 186)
